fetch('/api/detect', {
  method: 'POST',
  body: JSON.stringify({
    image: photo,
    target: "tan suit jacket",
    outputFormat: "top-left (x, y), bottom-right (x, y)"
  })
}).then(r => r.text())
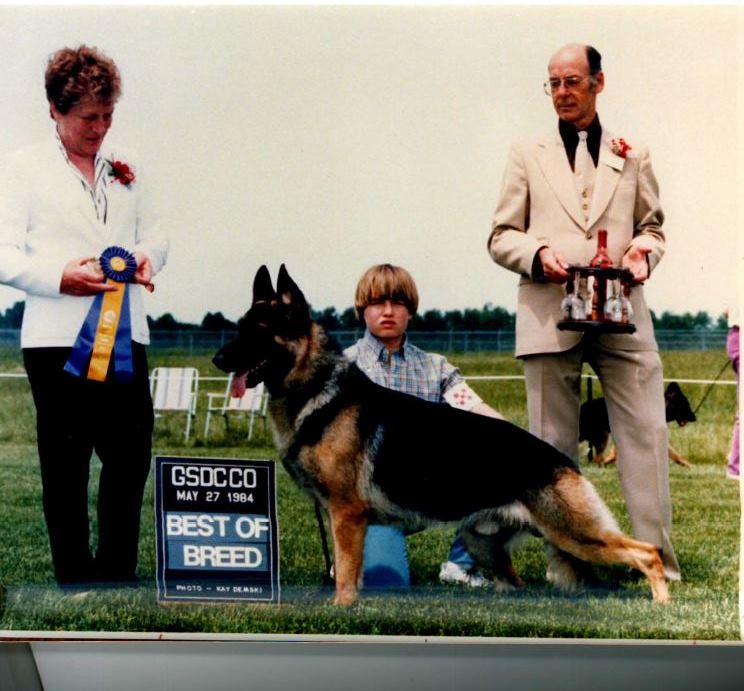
top-left (488, 126), bottom-right (665, 357)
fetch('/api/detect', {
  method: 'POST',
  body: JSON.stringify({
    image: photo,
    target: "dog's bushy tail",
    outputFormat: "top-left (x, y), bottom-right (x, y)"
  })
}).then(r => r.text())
top-left (524, 469), bottom-right (669, 603)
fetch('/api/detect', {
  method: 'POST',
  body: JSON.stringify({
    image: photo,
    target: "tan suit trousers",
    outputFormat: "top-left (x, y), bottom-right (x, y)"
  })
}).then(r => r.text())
top-left (523, 338), bottom-right (681, 580)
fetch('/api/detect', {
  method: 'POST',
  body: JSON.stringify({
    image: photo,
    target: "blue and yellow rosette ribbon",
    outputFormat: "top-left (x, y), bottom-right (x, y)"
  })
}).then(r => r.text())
top-left (64, 246), bottom-right (138, 383)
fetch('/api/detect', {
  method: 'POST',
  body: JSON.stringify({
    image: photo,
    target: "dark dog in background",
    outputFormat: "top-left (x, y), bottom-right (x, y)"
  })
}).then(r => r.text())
top-left (579, 382), bottom-right (696, 467)
top-left (212, 265), bottom-right (670, 605)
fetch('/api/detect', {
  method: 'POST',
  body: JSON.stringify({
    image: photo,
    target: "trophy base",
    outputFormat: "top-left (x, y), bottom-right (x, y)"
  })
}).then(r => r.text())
top-left (557, 320), bottom-right (636, 334)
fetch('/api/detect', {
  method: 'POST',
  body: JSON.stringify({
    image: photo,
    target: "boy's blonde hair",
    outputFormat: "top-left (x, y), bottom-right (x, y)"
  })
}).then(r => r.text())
top-left (354, 264), bottom-right (419, 320)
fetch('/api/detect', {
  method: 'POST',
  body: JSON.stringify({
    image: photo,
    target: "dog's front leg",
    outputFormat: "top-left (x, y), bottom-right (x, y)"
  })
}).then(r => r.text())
top-left (327, 499), bottom-right (367, 605)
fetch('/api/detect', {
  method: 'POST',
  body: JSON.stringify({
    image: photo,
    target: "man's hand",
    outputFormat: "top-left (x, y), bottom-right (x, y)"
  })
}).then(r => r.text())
top-left (133, 252), bottom-right (155, 293)
top-left (538, 247), bottom-right (570, 283)
top-left (60, 257), bottom-right (118, 296)
top-left (621, 246), bottom-right (651, 284)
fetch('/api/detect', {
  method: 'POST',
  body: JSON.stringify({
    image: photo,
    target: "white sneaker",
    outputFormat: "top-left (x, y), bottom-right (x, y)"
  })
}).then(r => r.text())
top-left (438, 561), bottom-right (488, 588)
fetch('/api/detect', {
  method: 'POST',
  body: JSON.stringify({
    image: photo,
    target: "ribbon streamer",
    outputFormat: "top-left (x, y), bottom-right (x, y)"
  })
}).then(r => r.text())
top-left (64, 247), bottom-right (137, 383)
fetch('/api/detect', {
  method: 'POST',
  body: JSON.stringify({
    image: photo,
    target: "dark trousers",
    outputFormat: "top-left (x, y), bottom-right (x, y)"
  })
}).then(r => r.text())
top-left (23, 344), bottom-right (154, 585)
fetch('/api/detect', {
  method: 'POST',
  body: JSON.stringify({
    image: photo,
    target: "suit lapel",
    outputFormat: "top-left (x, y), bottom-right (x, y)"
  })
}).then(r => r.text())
top-left (536, 131), bottom-right (586, 229)
top-left (587, 132), bottom-right (626, 228)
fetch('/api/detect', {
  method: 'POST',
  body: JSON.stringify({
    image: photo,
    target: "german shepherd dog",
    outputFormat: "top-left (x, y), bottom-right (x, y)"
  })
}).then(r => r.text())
top-left (212, 266), bottom-right (669, 605)
top-left (579, 382), bottom-right (696, 467)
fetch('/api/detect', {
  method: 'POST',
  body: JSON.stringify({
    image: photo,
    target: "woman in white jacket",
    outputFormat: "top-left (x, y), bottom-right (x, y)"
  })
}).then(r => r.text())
top-left (0, 45), bottom-right (168, 588)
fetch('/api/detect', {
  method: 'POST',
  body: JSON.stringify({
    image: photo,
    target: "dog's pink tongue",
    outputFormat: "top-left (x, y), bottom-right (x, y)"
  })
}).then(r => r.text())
top-left (230, 373), bottom-right (248, 398)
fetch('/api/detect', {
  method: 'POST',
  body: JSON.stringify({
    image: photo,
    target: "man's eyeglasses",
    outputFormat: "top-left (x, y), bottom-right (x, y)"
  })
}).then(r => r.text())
top-left (543, 75), bottom-right (591, 95)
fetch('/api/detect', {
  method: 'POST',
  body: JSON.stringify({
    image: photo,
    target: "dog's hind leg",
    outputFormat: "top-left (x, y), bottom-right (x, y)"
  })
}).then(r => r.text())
top-left (545, 542), bottom-right (604, 592)
top-left (525, 470), bottom-right (669, 603)
top-left (327, 499), bottom-right (367, 605)
top-left (460, 523), bottom-right (524, 591)
top-left (545, 543), bottom-right (588, 592)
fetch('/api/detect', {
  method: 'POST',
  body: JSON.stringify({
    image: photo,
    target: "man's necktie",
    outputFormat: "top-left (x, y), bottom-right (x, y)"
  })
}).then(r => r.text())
top-left (575, 130), bottom-right (592, 219)
top-left (575, 131), bottom-right (591, 184)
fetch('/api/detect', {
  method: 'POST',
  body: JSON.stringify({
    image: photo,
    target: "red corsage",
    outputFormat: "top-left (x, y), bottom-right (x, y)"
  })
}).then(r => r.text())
top-left (107, 158), bottom-right (136, 187)
top-left (610, 138), bottom-right (632, 158)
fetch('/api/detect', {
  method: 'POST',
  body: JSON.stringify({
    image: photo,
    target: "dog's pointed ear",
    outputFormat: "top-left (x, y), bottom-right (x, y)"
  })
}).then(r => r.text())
top-left (252, 265), bottom-right (276, 304)
top-left (276, 264), bottom-right (308, 311)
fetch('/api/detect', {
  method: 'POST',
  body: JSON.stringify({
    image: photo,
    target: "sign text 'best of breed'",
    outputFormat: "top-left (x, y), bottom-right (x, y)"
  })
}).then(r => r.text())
top-left (155, 456), bottom-right (280, 603)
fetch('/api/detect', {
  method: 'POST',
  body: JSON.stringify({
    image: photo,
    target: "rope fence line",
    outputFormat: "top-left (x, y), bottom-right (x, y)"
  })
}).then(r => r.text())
top-left (465, 374), bottom-right (737, 386)
top-left (0, 328), bottom-right (731, 355)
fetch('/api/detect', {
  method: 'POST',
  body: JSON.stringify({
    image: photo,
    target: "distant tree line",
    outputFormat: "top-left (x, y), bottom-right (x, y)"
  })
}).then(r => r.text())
top-left (651, 310), bottom-right (728, 331)
top-left (145, 304), bottom-right (518, 332)
top-left (311, 303), bottom-right (518, 332)
top-left (0, 302), bottom-right (24, 329)
top-left (0, 301), bottom-right (729, 332)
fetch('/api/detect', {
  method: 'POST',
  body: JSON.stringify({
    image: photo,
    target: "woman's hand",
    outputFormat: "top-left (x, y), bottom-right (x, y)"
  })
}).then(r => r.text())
top-left (60, 257), bottom-right (118, 296)
top-left (133, 252), bottom-right (155, 292)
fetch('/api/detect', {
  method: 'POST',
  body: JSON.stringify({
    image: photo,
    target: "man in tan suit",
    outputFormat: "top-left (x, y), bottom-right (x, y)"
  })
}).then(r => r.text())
top-left (489, 43), bottom-right (680, 581)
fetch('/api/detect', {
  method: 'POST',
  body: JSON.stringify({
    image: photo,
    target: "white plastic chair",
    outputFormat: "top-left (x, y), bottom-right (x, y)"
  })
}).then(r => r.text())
top-left (150, 367), bottom-right (199, 440)
top-left (204, 377), bottom-right (268, 441)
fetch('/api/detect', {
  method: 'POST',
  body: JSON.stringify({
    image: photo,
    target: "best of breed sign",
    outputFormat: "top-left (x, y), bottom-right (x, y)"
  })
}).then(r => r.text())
top-left (155, 456), bottom-right (279, 603)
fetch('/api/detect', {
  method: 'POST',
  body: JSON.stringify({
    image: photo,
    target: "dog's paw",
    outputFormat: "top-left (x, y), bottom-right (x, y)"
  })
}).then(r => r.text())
top-left (491, 578), bottom-right (517, 593)
top-left (491, 574), bottom-right (525, 593)
top-left (332, 589), bottom-right (358, 606)
top-left (545, 553), bottom-right (582, 592)
top-left (546, 569), bottom-right (582, 593)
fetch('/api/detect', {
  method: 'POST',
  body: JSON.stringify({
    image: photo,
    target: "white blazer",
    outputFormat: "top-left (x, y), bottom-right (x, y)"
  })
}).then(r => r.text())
top-left (0, 134), bottom-right (168, 348)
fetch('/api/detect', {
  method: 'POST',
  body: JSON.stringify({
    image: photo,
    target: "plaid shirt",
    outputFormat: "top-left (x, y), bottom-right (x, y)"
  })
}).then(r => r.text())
top-left (344, 330), bottom-right (465, 404)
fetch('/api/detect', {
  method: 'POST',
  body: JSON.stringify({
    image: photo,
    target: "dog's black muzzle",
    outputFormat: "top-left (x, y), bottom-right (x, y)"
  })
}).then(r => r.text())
top-left (212, 350), bottom-right (230, 373)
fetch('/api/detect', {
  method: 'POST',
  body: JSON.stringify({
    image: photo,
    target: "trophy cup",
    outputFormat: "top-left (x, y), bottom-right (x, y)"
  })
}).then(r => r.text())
top-left (557, 230), bottom-right (636, 334)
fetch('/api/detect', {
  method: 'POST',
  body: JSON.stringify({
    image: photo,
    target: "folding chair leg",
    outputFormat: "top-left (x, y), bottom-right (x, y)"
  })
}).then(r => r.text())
top-left (248, 412), bottom-right (256, 441)
top-left (204, 411), bottom-right (212, 438)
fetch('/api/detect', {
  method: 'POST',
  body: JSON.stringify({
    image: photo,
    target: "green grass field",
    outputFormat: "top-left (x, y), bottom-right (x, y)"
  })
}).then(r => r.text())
top-left (0, 349), bottom-right (740, 639)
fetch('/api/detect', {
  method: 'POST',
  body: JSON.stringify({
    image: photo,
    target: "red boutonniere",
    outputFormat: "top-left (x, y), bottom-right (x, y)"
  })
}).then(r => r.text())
top-left (610, 138), bottom-right (632, 158)
top-left (106, 158), bottom-right (136, 187)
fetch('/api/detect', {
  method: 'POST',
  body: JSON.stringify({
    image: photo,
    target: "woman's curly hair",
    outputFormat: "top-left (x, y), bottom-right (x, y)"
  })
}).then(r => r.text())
top-left (45, 45), bottom-right (121, 114)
